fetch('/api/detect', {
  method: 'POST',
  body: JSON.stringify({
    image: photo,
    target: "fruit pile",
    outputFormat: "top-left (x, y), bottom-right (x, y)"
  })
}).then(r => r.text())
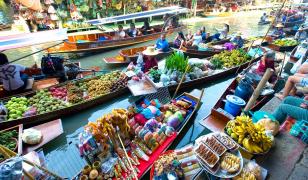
top-left (28, 90), bottom-right (68, 114)
top-left (49, 87), bottom-right (67, 101)
top-left (66, 82), bottom-right (84, 104)
top-left (273, 39), bottom-right (298, 46)
top-left (5, 97), bottom-right (29, 120)
top-left (210, 49), bottom-right (251, 69)
top-left (226, 115), bottom-right (273, 154)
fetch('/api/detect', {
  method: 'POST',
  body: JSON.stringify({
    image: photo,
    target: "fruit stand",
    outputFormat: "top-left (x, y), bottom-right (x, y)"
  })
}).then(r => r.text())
top-left (268, 38), bottom-right (299, 52)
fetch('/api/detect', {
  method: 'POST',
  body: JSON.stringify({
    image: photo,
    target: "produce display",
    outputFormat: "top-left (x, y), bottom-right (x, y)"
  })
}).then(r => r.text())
top-left (214, 133), bottom-right (238, 150)
top-left (28, 90), bottom-right (69, 115)
top-left (76, 94), bottom-right (198, 179)
top-left (5, 97), bottom-right (28, 120)
top-left (226, 115), bottom-right (273, 154)
top-left (199, 136), bottom-right (227, 156)
top-left (220, 153), bottom-right (241, 173)
top-left (195, 143), bottom-right (219, 167)
top-left (1, 71), bottom-right (128, 122)
top-left (273, 39), bottom-right (298, 47)
top-left (0, 129), bottom-right (18, 152)
top-left (153, 152), bottom-right (184, 179)
top-left (210, 49), bottom-right (251, 69)
top-left (147, 52), bottom-right (211, 86)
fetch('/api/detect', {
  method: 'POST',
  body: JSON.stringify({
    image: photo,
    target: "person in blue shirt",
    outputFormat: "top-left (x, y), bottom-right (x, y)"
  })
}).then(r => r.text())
top-left (231, 32), bottom-right (244, 48)
top-left (260, 13), bottom-right (267, 23)
top-left (155, 34), bottom-right (169, 52)
top-left (272, 23), bottom-right (285, 39)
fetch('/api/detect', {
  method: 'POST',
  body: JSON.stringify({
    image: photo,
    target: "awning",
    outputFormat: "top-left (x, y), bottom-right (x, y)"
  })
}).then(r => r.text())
top-left (87, 6), bottom-right (189, 26)
top-left (0, 29), bottom-right (68, 51)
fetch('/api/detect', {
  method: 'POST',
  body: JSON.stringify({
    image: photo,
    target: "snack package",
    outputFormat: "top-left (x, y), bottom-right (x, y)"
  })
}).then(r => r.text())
top-left (245, 160), bottom-right (262, 180)
top-left (0, 157), bottom-right (23, 179)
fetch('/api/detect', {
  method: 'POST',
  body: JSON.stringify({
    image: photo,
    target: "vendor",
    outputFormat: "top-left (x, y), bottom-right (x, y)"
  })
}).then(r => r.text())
top-left (272, 23), bottom-right (285, 39)
top-left (260, 13), bottom-right (267, 23)
top-left (155, 34), bottom-right (169, 52)
top-left (254, 51), bottom-right (277, 83)
top-left (140, 21), bottom-right (153, 35)
top-left (231, 32), bottom-right (244, 48)
top-left (142, 47), bottom-right (159, 73)
top-left (294, 27), bottom-right (307, 42)
top-left (215, 23), bottom-right (230, 40)
top-left (0, 53), bottom-right (29, 93)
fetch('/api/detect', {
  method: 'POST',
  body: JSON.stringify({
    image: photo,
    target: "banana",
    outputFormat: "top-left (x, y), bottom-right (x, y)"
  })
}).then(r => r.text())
top-left (250, 142), bottom-right (263, 153)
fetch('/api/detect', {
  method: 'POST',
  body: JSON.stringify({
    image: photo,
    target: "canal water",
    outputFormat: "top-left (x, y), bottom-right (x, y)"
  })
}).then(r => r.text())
top-left (6, 11), bottom-right (270, 178)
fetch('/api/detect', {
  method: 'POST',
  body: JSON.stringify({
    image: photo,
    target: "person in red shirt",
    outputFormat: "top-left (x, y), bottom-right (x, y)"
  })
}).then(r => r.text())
top-left (142, 47), bottom-right (159, 73)
top-left (254, 51), bottom-right (277, 83)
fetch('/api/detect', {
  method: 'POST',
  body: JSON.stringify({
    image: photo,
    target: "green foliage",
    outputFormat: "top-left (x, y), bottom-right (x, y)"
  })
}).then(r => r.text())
top-left (149, 68), bottom-right (162, 83)
top-left (165, 52), bottom-right (189, 73)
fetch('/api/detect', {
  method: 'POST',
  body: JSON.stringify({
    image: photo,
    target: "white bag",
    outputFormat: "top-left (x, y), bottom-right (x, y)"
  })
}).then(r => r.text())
top-left (290, 57), bottom-right (303, 74)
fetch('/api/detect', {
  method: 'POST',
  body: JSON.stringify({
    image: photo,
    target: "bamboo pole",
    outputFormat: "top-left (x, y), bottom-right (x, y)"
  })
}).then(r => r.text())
top-left (172, 65), bottom-right (190, 99)
top-left (243, 68), bottom-right (274, 112)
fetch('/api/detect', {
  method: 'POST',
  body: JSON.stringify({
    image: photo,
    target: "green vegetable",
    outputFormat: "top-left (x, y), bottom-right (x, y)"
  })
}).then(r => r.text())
top-left (0, 130), bottom-right (18, 151)
top-left (165, 52), bottom-right (190, 73)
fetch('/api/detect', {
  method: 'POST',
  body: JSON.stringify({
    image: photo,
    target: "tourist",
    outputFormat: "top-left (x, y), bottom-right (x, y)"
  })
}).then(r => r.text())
top-left (140, 21), bottom-right (153, 35)
top-left (115, 24), bottom-right (126, 39)
top-left (189, 30), bottom-right (203, 47)
top-left (155, 34), bottom-right (169, 52)
top-left (0, 53), bottom-right (28, 93)
top-left (173, 32), bottom-right (186, 49)
top-left (281, 13), bottom-right (287, 23)
top-left (142, 47), bottom-right (159, 73)
top-left (287, 41), bottom-right (308, 74)
top-left (272, 96), bottom-right (308, 123)
top-left (204, 32), bottom-right (213, 43)
top-left (272, 23), bottom-right (285, 39)
top-left (185, 30), bottom-right (194, 44)
top-left (231, 32), bottom-right (244, 48)
top-left (276, 63), bottom-right (308, 100)
top-left (254, 51), bottom-right (277, 83)
top-left (201, 26), bottom-right (207, 40)
top-left (215, 23), bottom-right (229, 39)
top-left (294, 27), bottom-right (307, 42)
top-left (260, 13), bottom-right (267, 23)
top-left (127, 23), bottom-right (139, 37)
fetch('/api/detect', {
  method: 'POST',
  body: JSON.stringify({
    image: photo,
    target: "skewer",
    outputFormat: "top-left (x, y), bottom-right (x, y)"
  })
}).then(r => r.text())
top-left (115, 126), bottom-right (138, 180)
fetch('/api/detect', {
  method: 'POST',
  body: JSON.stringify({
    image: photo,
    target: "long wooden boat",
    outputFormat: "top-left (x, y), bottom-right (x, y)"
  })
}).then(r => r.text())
top-left (0, 53), bottom-right (262, 129)
top-left (103, 45), bottom-right (172, 64)
top-left (72, 90), bottom-right (203, 179)
top-left (47, 25), bottom-right (185, 54)
top-left (176, 38), bottom-right (231, 58)
top-left (268, 43), bottom-right (298, 52)
top-left (200, 77), bottom-right (276, 132)
top-left (282, 18), bottom-right (306, 28)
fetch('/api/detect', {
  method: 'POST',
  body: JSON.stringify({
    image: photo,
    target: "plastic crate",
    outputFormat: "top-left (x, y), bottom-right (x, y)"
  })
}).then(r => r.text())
top-left (290, 120), bottom-right (308, 144)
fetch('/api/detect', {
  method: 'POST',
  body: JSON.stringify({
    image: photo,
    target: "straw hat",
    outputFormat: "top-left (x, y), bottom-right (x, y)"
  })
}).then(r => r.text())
top-left (298, 27), bottom-right (304, 31)
top-left (142, 46), bottom-right (159, 56)
top-left (275, 23), bottom-right (284, 28)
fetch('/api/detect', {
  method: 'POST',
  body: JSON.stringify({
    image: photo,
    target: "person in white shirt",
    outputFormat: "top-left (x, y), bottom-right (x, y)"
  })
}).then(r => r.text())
top-left (190, 30), bottom-right (203, 47)
top-left (0, 53), bottom-right (28, 92)
top-left (115, 24), bottom-right (126, 39)
top-left (294, 27), bottom-right (307, 42)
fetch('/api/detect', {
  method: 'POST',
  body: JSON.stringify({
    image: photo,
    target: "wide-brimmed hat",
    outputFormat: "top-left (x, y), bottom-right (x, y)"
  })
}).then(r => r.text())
top-left (142, 46), bottom-right (159, 56)
top-left (275, 23), bottom-right (284, 28)
top-left (298, 27), bottom-right (304, 31)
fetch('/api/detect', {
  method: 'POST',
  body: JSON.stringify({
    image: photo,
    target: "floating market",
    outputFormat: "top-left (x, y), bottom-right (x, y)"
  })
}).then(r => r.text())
top-left (0, 0), bottom-right (308, 180)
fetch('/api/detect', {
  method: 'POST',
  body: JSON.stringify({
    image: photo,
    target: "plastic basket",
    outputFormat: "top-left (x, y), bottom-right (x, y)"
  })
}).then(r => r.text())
top-left (290, 120), bottom-right (308, 143)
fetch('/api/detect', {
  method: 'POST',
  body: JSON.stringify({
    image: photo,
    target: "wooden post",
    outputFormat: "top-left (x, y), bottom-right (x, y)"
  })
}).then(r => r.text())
top-left (243, 68), bottom-right (274, 112)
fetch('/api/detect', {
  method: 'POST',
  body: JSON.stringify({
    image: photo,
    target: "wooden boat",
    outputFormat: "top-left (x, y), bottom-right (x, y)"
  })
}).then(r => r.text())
top-left (258, 21), bottom-right (271, 25)
top-left (283, 18), bottom-right (306, 28)
top-left (72, 90), bottom-right (203, 179)
top-left (174, 38), bottom-right (231, 59)
top-left (22, 119), bottom-right (63, 154)
top-left (268, 43), bottom-right (298, 52)
top-left (0, 52), bottom-right (261, 130)
top-left (0, 86), bottom-right (128, 130)
top-left (47, 25), bottom-right (184, 54)
top-left (103, 46), bottom-right (172, 64)
top-left (200, 77), bottom-right (276, 132)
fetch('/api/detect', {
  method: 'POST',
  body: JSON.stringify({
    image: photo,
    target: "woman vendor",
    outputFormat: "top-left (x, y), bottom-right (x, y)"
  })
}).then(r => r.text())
top-left (231, 32), bottom-right (244, 48)
top-left (173, 32), bottom-right (186, 49)
top-left (0, 53), bottom-right (29, 95)
top-left (272, 23), bottom-right (285, 39)
top-left (142, 47), bottom-right (159, 73)
top-left (254, 51), bottom-right (277, 83)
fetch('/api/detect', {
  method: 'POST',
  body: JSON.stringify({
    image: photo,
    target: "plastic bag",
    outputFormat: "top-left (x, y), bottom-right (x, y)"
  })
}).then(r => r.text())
top-left (0, 157), bottom-right (23, 180)
top-left (245, 160), bottom-right (262, 180)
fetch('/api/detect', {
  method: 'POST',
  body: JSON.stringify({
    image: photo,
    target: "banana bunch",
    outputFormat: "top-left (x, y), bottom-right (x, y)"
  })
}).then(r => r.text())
top-left (237, 171), bottom-right (256, 180)
top-left (220, 153), bottom-right (241, 173)
top-left (226, 115), bottom-right (273, 154)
